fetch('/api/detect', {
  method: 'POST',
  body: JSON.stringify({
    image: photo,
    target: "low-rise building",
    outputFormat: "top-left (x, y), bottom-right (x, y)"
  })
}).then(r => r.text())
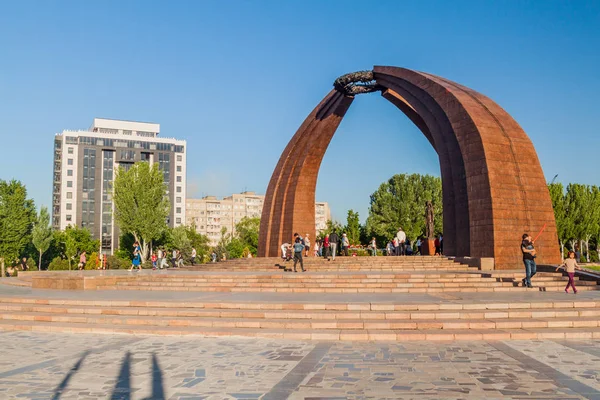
top-left (186, 192), bottom-right (331, 246)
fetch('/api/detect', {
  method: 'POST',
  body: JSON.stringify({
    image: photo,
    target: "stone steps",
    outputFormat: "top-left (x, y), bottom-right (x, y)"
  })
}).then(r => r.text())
top-left (0, 297), bottom-right (598, 340)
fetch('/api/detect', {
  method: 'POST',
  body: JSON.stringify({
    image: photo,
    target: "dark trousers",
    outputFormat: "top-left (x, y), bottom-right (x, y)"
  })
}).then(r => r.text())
top-left (394, 246), bottom-right (401, 256)
top-left (523, 259), bottom-right (537, 285)
top-left (191, 256), bottom-right (196, 266)
top-left (342, 246), bottom-right (349, 256)
top-left (172, 258), bottom-right (177, 268)
top-left (293, 252), bottom-right (304, 271)
top-left (323, 247), bottom-right (329, 259)
top-left (566, 272), bottom-right (577, 292)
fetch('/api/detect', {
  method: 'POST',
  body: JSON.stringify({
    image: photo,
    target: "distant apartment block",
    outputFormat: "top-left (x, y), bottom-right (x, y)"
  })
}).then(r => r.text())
top-left (186, 192), bottom-right (331, 246)
top-left (52, 118), bottom-right (186, 254)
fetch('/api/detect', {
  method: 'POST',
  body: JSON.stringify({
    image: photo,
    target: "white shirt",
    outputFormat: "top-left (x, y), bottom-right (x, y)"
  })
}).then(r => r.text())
top-left (191, 249), bottom-right (197, 257)
top-left (396, 230), bottom-right (406, 243)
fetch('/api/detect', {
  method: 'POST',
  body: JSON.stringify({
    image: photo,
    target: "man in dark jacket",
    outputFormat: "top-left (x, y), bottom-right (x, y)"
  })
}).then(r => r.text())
top-left (329, 231), bottom-right (339, 261)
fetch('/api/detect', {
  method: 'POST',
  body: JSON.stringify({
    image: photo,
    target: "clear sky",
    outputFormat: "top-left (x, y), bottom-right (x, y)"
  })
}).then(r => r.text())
top-left (0, 0), bottom-right (599, 222)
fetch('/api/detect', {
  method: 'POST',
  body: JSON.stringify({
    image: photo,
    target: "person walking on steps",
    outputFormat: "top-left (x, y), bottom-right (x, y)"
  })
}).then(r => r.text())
top-left (329, 231), bottom-right (339, 261)
top-left (556, 251), bottom-right (582, 294)
top-left (191, 247), bottom-right (197, 266)
top-left (521, 233), bottom-right (537, 288)
top-left (129, 242), bottom-right (142, 272)
top-left (293, 237), bottom-right (306, 272)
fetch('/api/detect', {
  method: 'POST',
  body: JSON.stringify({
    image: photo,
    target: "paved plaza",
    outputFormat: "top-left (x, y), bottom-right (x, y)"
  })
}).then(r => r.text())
top-left (0, 330), bottom-right (598, 399)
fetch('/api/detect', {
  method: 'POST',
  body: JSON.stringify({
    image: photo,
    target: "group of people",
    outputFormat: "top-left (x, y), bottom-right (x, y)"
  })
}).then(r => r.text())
top-left (521, 233), bottom-right (582, 293)
top-left (129, 243), bottom-right (198, 271)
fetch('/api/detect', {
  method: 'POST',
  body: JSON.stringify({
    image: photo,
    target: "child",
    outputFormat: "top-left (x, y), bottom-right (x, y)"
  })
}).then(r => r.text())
top-left (151, 252), bottom-right (158, 270)
top-left (556, 251), bottom-right (581, 294)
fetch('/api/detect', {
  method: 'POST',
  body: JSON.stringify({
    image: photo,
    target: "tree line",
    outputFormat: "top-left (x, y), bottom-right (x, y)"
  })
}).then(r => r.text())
top-left (549, 183), bottom-right (600, 262)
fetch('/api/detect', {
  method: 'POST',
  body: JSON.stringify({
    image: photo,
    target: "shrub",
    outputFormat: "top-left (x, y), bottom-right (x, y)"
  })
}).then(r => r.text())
top-left (48, 256), bottom-right (71, 270)
top-left (85, 252), bottom-right (100, 270)
top-left (105, 255), bottom-right (131, 270)
top-left (590, 250), bottom-right (599, 263)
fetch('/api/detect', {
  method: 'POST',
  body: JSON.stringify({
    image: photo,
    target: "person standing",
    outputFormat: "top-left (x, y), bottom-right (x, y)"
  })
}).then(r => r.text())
top-left (293, 237), bottom-right (306, 272)
top-left (416, 238), bottom-right (422, 255)
top-left (78, 252), bottom-right (87, 270)
top-left (191, 247), bottom-right (197, 266)
top-left (396, 228), bottom-right (406, 256)
top-left (304, 234), bottom-right (311, 257)
top-left (341, 234), bottom-right (350, 256)
top-left (556, 251), bottom-right (581, 294)
top-left (329, 231), bottom-right (339, 261)
top-left (370, 237), bottom-right (377, 256)
top-left (151, 252), bottom-right (158, 270)
top-left (157, 249), bottom-right (164, 269)
top-left (211, 251), bottom-right (217, 263)
top-left (439, 234), bottom-right (444, 255)
top-left (171, 249), bottom-right (178, 269)
top-left (323, 234), bottom-right (330, 260)
top-left (521, 233), bottom-right (537, 288)
top-left (434, 237), bottom-right (441, 256)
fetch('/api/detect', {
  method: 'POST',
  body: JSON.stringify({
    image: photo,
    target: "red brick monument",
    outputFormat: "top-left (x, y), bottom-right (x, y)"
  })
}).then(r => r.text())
top-left (258, 66), bottom-right (560, 269)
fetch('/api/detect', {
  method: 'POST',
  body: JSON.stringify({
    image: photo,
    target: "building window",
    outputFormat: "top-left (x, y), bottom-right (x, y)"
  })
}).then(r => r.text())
top-left (67, 181), bottom-right (73, 188)
top-left (176, 197), bottom-right (181, 203)
top-left (67, 170), bottom-right (73, 177)
top-left (68, 147), bottom-right (74, 154)
top-left (176, 218), bottom-right (182, 224)
top-left (176, 186), bottom-right (182, 193)
top-left (66, 203), bottom-right (72, 210)
top-left (66, 192), bottom-right (72, 199)
top-left (177, 155), bottom-right (182, 162)
top-left (119, 150), bottom-right (135, 161)
top-left (176, 176), bottom-right (182, 183)
top-left (176, 165), bottom-right (181, 172)
top-left (66, 215), bottom-right (72, 222)
top-left (68, 159), bottom-right (73, 165)
top-left (176, 207), bottom-right (181, 214)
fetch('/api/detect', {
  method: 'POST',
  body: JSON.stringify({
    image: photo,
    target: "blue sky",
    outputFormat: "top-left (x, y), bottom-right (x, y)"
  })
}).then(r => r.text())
top-left (0, 0), bottom-right (599, 222)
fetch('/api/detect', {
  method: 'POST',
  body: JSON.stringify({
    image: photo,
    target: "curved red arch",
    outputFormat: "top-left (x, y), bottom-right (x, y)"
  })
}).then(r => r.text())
top-left (258, 66), bottom-right (560, 269)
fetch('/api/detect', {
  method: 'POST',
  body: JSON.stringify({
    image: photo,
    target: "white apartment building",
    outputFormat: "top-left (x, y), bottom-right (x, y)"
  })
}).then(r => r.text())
top-left (186, 192), bottom-right (331, 246)
top-left (52, 118), bottom-right (186, 254)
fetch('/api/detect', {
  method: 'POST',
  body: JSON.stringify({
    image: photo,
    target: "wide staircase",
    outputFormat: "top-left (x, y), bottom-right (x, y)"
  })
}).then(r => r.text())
top-left (0, 256), bottom-right (598, 340)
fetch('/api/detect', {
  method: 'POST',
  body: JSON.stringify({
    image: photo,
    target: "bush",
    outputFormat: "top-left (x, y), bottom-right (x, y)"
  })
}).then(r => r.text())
top-left (85, 252), bottom-right (100, 270)
top-left (48, 256), bottom-right (71, 270)
top-left (105, 255), bottom-right (131, 270)
top-left (26, 258), bottom-right (36, 270)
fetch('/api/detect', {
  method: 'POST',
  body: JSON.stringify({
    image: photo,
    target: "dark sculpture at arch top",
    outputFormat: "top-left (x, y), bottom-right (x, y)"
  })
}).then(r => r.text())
top-left (258, 66), bottom-right (560, 269)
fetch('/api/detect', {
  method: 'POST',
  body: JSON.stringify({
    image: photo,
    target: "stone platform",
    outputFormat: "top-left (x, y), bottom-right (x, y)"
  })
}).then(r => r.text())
top-left (1, 257), bottom-right (598, 341)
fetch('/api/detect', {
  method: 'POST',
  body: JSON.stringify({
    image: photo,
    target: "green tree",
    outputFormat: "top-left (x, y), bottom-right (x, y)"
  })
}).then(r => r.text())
top-left (365, 173), bottom-right (442, 243)
top-left (170, 225), bottom-right (193, 258)
top-left (113, 161), bottom-right (170, 262)
top-left (31, 206), bottom-right (53, 270)
top-left (234, 217), bottom-right (260, 255)
top-left (320, 220), bottom-right (344, 239)
top-left (344, 210), bottom-right (361, 245)
top-left (565, 184), bottom-right (600, 260)
top-left (54, 226), bottom-right (100, 270)
top-left (185, 224), bottom-right (210, 263)
top-left (0, 180), bottom-right (36, 267)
